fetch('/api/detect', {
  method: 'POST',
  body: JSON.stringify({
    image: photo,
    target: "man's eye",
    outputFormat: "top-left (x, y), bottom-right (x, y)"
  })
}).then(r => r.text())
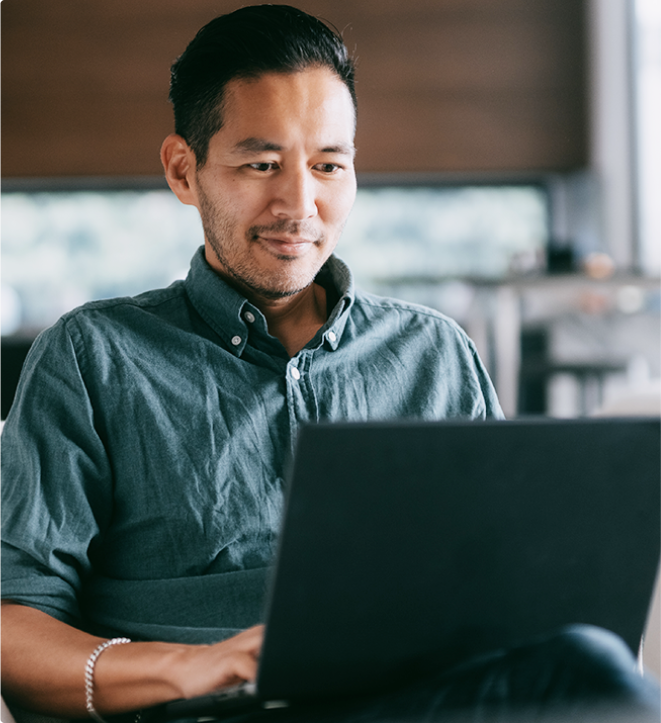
top-left (248, 162), bottom-right (278, 172)
top-left (315, 163), bottom-right (340, 173)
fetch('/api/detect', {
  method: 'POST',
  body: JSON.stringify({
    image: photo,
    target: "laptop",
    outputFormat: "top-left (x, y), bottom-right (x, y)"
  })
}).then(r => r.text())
top-left (154, 417), bottom-right (661, 720)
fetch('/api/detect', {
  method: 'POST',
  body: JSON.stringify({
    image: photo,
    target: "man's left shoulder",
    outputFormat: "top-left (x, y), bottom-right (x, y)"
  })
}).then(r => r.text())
top-left (352, 288), bottom-right (470, 340)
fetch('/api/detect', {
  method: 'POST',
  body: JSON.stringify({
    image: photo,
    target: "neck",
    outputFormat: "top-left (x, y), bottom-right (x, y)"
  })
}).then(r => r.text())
top-left (203, 245), bottom-right (330, 356)
top-left (250, 283), bottom-right (328, 357)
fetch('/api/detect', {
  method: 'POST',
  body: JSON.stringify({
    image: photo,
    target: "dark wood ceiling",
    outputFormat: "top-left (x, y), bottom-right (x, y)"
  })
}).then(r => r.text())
top-left (1, 0), bottom-right (587, 177)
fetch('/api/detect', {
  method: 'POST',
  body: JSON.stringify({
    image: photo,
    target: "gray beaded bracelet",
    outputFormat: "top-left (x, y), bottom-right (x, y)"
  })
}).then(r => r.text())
top-left (84, 637), bottom-right (131, 723)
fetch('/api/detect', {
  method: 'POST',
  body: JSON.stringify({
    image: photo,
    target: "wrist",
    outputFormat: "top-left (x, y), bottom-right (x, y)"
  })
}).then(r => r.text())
top-left (85, 638), bottom-right (132, 722)
top-left (92, 640), bottom-right (202, 714)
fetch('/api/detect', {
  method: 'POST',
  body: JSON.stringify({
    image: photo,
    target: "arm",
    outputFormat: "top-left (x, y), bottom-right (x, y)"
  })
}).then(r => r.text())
top-left (1, 324), bottom-right (258, 715)
top-left (1, 602), bottom-right (263, 717)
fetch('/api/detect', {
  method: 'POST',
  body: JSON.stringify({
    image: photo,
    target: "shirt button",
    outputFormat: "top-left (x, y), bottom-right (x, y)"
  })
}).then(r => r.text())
top-left (244, 311), bottom-right (256, 323)
top-left (328, 331), bottom-right (337, 342)
top-left (231, 335), bottom-right (242, 346)
top-left (290, 367), bottom-right (301, 381)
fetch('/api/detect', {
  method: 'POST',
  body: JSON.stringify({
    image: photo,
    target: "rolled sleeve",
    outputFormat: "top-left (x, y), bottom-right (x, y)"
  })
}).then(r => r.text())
top-left (1, 319), bottom-right (113, 628)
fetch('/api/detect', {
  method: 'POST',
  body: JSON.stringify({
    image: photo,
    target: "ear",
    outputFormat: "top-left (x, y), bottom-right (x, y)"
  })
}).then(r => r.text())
top-left (160, 134), bottom-right (198, 206)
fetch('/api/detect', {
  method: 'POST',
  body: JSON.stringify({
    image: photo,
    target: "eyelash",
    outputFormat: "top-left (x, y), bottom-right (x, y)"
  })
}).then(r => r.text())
top-left (246, 162), bottom-right (341, 174)
top-left (248, 162), bottom-right (278, 172)
top-left (316, 163), bottom-right (341, 173)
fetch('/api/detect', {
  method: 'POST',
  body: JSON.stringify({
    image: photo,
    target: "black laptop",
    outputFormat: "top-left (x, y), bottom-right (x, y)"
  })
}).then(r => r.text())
top-left (155, 417), bottom-right (661, 719)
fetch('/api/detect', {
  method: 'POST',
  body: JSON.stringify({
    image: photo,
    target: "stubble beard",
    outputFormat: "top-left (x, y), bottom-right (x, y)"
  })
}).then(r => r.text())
top-left (198, 188), bottom-right (330, 301)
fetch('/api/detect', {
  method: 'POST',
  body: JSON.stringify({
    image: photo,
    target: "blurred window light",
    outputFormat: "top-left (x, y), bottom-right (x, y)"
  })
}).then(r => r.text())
top-left (1, 190), bottom-right (202, 333)
top-left (1, 285), bottom-right (22, 336)
top-left (634, 0), bottom-right (661, 276)
top-left (1, 183), bottom-right (548, 335)
top-left (336, 185), bottom-right (548, 290)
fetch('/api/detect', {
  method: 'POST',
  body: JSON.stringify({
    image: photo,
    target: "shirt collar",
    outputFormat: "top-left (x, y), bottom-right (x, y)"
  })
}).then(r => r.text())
top-left (314, 254), bottom-right (354, 351)
top-left (184, 247), bottom-right (354, 356)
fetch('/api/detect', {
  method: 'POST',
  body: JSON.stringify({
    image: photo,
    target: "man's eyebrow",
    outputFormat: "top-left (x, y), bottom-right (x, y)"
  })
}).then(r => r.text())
top-left (321, 143), bottom-right (356, 157)
top-left (231, 138), bottom-right (355, 157)
top-left (232, 138), bottom-right (283, 154)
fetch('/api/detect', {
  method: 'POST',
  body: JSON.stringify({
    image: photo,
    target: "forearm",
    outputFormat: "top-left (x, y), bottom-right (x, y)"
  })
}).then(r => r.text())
top-left (1, 602), bottom-right (190, 716)
top-left (1, 603), bottom-right (262, 718)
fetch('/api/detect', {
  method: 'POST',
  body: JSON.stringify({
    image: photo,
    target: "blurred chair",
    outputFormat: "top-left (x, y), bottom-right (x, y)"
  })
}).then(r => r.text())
top-left (1, 336), bottom-right (35, 420)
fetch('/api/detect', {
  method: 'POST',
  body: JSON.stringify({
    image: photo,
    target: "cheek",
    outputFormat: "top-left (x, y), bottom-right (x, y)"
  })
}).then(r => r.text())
top-left (321, 184), bottom-right (356, 230)
top-left (244, 189), bottom-right (279, 224)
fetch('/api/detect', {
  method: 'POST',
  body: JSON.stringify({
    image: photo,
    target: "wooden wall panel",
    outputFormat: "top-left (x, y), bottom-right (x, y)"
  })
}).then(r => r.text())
top-left (1, 0), bottom-right (587, 177)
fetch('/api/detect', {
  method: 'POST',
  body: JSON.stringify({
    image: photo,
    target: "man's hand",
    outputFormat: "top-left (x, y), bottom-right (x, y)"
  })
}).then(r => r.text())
top-left (163, 625), bottom-right (264, 700)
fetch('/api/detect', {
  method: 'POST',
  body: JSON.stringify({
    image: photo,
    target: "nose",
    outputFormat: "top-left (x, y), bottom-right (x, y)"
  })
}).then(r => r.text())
top-left (270, 165), bottom-right (318, 221)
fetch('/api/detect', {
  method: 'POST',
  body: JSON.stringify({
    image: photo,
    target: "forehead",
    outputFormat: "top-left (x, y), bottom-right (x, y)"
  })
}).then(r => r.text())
top-left (216, 67), bottom-right (356, 148)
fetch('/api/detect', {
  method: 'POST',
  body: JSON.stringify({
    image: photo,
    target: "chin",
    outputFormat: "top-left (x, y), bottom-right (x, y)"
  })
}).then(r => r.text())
top-left (258, 276), bottom-right (316, 300)
top-left (258, 262), bottom-right (322, 294)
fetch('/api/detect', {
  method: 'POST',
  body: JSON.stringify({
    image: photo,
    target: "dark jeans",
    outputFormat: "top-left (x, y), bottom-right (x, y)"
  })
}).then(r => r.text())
top-left (208, 625), bottom-right (660, 723)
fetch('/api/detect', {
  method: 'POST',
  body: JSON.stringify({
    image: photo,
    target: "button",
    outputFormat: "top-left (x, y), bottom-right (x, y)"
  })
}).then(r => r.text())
top-left (244, 311), bottom-right (256, 323)
top-left (231, 335), bottom-right (242, 346)
top-left (290, 367), bottom-right (301, 381)
top-left (328, 331), bottom-right (337, 342)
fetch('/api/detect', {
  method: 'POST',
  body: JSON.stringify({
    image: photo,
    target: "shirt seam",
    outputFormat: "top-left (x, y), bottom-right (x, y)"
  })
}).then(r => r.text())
top-left (59, 284), bottom-right (186, 321)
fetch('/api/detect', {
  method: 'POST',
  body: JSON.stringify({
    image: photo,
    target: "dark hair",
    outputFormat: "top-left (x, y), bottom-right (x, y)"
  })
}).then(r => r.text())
top-left (169, 4), bottom-right (357, 167)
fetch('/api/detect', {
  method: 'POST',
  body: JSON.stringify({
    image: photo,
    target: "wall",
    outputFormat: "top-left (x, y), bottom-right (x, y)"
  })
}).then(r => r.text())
top-left (2, 0), bottom-right (587, 177)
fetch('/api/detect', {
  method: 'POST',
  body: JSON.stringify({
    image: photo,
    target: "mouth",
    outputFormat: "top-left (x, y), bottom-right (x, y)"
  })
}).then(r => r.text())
top-left (256, 235), bottom-right (319, 256)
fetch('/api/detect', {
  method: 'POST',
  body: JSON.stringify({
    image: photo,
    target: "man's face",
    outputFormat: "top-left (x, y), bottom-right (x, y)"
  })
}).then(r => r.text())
top-left (192, 67), bottom-right (357, 301)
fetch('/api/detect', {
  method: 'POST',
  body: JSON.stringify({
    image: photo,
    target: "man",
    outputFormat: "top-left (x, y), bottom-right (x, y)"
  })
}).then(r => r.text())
top-left (1, 6), bottom-right (658, 722)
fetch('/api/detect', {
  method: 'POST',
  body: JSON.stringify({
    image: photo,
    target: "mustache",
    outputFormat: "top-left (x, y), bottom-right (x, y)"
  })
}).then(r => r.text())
top-left (247, 219), bottom-right (323, 243)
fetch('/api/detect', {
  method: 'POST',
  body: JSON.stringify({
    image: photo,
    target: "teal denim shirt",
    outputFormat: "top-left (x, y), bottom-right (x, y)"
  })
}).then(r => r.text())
top-left (1, 247), bottom-right (502, 644)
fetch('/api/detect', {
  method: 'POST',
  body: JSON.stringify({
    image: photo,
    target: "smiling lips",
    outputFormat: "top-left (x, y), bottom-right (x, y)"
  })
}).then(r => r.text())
top-left (257, 234), bottom-right (320, 256)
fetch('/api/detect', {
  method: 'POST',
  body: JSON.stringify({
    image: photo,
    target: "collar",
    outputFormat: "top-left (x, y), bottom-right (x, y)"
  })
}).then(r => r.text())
top-left (184, 247), bottom-right (354, 357)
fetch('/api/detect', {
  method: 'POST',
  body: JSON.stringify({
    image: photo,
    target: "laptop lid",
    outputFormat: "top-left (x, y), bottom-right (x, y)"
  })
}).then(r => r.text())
top-left (256, 417), bottom-right (660, 702)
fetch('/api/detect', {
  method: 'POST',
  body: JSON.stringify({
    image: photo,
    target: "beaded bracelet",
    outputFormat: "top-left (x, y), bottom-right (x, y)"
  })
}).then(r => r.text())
top-left (84, 637), bottom-right (131, 723)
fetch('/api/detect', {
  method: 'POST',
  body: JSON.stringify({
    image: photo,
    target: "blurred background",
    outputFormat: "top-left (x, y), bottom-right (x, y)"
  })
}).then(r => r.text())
top-left (2, 0), bottom-right (660, 419)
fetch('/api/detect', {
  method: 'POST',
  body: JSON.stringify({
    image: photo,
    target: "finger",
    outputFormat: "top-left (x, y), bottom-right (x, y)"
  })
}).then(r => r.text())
top-left (240, 624), bottom-right (265, 639)
top-left (217, 652), bottom-right (259, 686)
top-left (232, 652), bottom-right (259, 682)
top-left (232, 626), bottom-right (264, 652)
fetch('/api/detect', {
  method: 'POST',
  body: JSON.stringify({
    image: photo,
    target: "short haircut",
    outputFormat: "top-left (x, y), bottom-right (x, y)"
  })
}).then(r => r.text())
top-left (169, 4), bottom-right (357, 167)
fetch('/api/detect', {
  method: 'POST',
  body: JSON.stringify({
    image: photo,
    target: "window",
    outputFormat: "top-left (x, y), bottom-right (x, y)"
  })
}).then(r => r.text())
top-left (1, 181), bottom-right (548, 335)
top-left (633, 0), bottom-right (661, 275)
